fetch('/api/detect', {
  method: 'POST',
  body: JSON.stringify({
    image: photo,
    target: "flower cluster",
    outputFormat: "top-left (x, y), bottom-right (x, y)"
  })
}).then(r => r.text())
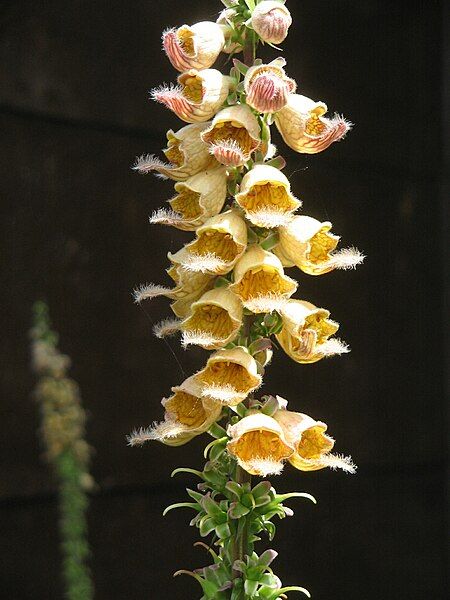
top-left (130, 1), bottom-right (363, 597)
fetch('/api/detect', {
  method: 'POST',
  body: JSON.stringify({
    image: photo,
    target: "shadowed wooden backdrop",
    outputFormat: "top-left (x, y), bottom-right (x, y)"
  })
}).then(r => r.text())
top-left (0, 1), bottom-right (447, 598)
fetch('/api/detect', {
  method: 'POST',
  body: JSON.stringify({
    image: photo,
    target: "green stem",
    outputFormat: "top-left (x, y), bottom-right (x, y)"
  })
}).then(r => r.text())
top-left (56, 450), bottom-right (94, 600)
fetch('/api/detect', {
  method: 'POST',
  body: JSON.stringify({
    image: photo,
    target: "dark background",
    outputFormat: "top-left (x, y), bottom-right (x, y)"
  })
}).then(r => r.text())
top-left (1, 1), bottom-right (448, 598)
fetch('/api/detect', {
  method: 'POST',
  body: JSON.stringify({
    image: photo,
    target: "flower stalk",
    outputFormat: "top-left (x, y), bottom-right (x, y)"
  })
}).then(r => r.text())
top-left (130, 1), bottom-right (363, 597)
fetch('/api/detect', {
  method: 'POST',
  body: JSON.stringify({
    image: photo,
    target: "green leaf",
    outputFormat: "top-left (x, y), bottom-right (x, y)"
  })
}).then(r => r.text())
top-left (163, 502), bottom-right (199, 517)
top-left (268, 586), bottom-right (311, 599)
top-left (171, 467), bottom-right (203, 479)
top-left (215, 522), bottom-right (232, 539)
top-left (252, 481), bottom-right (272, 498)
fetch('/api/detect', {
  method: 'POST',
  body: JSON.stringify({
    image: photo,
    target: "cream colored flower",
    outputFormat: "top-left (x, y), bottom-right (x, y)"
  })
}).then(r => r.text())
top-left (276, 300), bottom-right (349, 363)
top-left (195, 346), bottom-right (262, 405)
top-left (201, 105), bottom-right (261, 167)
top-left (128, 376), bottom-right (222, 447)
top-left (180, 287), bottom-right (243, 350)
top-left (227, 412), bottom-right (295, 476)
top-left (275, 94), bottom-right (351, 154)
top-left (171, 210), bottom-right (247, 275)
top-left (274, 407), bottom-right (356, 473)
top-left (244, 58), bottom-right (296, 114)
top-left (276, 215), bottom-right (365, 275)
top-left (152, 69), bottom-right (230, 123)
top-left (133, 123), bottom-right (216, 181)
top-left (150, 167), bottom-right (228, 231)
top-left (251, 1), bottom-right (292, 45)
top-left (133, 252), bottom-right (215, 319)
top-left (230, 245), bottom-right (297, 313)
top-left (235, 164), bottom-right (300, 227)
top-left (162, 22), bottom-right (225, 72)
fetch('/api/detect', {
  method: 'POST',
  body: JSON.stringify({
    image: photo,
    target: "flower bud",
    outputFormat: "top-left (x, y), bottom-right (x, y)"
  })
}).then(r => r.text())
top-left (244, 58), bottom-right (296, 114)
top-left (251, 1), bottom-right (292, 45)
top-left (163, 22), bottom-right (225, 72)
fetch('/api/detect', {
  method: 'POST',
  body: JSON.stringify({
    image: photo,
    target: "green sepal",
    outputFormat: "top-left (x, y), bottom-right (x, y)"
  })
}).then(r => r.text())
top-left (252, 481), bottom-right (272, 498)
top-left (163, 502), bottom-right (199, 517)
top-left (233, 58), bottom-right (250, 75)
top-left (215, 522), bottom-right (232, 539)
top-left (228, 502), bottom-right (251, 519)
top-left (267, 587), bottom-right (311, 599)
top-left (244, 579), bottom-right (259, 597)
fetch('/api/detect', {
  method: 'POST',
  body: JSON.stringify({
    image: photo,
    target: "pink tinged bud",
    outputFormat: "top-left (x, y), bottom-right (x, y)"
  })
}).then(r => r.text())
top-left (244, 58), bottom-right (296, 114)
top-left (162, 22), bottom-right (225, 72)
top-left (251, 1), bottom-right (292, 45)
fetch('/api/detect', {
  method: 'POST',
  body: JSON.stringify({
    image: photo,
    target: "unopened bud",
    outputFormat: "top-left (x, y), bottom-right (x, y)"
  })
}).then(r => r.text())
top-left (251, 1), bottom-right (292, 45)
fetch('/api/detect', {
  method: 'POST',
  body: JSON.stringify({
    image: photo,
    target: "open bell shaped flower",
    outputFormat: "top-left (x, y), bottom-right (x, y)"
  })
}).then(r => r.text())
top-left (150, 167), bottom-right (228, 231)
top-left (230, 245), bottom-right (297, 313)
top-left (162, 22), bottom-right (225, 72)
top-left (133, 123), bottom-right (216, 181)
top-left (251, 1), bottom-right (292, 45)
top-left (133, 254), bottom-right (215, 319)
top-left (274, 406), bottom-right (356, 473)
top-left (227, 412), bottom-right (295, 476)
top-left (128, 376), bottom-right (222, 447)
top-left (235, 164), bottom-right (300, 228)
top-left (244, 58), bottom-right (296, 114)
top-left (195, 346), bottom-right (262, 406)
top-left (276, 300), bottom-right (349, 364)
top-left (201, 105), bottom-right (261, 167)
top-left (152, 69), bottom-right (231, 124)
top-left (276, 215), bottom-right (365, 275)
top-left (180, 287), bottom-right (243, 350)
top-left (275, 94), bottom-right (352, 154)
top-left (173, 210), bottom-right (248, 275)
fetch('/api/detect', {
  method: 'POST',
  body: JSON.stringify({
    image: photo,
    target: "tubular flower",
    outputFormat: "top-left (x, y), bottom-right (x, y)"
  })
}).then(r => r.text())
top-left (244, 58), bottom-right (296, 114)
top-left (162, 22), bottom-right (225, 72)
top-left (175, 210), bottom-right (248, 274)
top-left (235, 164), bottom-right (300, 228)
top-left (251, 1), bottom-right (292, 45)
top-left (129, 377), bottom-right (222, 447)
top-left (276, 215), bottom-right (365, 275)
top-left (227, 412), bottom-right (295, 476)
top-left (133, 254), bottom-right (215, 319)
top-left (230, 245), bottom-right (297, 313)
top-left (275, 94), bottom-right (351, 154)
top-left (201, 105), bottom-right (261, 167)
top-left (152, 69), bottom-right (230, 123)
top-left (195, 346), bottom-right (262, 405)
top-left (274, 407), bottom-right (356, 473)
top-left (276, 300), bottom-right (349, 363)
top-left (150, 167), bottom-right (228, 231)
top-left (133, 123), bottom-right (216, 181)
top-left (180, 287), bottom-right (243, 350)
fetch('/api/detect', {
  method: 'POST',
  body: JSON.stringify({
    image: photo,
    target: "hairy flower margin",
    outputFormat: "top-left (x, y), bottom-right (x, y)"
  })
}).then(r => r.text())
top-left (130, 1), bottom-right (364, 597)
